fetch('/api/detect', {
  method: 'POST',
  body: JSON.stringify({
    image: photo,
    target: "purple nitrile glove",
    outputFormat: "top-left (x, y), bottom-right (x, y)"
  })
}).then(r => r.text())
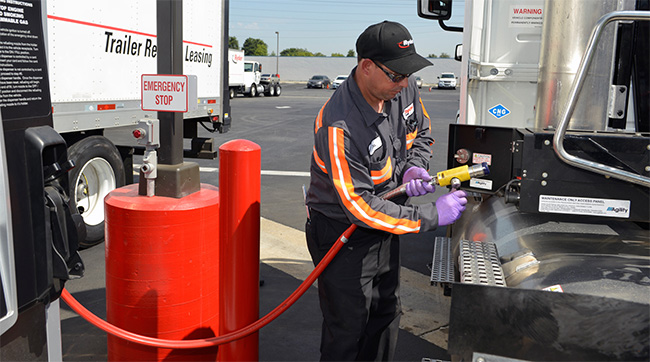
top-left (403, 166), bottom-right (435, 197)
top-left (436, 190), bottom-right (468, 226)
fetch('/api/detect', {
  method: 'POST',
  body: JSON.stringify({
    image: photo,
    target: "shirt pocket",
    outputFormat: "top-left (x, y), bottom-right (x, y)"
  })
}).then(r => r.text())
top-left (369, 155), bottom-right (393, 186)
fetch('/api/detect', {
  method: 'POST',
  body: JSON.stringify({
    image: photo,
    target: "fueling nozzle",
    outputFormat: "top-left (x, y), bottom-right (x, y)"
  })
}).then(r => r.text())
top-left (434, 162), bottom-right (490, 188)
top-left (378, 162), bottom-right (490, 200)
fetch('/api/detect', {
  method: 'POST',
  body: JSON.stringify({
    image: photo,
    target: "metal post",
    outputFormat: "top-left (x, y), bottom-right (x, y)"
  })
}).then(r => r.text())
top-left (157, 0), bottom-right (183, 165)
top-left (275, 31), bottom-right (279, 75)
top-left (142, 0), bottom-right (200, 198)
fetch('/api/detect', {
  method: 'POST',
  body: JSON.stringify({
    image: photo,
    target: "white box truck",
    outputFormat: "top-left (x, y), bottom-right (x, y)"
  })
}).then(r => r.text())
top-left (42, 0), bottom-right (230, 247)
top-left (228, 49), bottom-right (281, 98)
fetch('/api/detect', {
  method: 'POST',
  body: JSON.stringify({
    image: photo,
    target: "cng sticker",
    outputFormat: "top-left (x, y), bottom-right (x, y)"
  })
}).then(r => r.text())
top-left (488, 104), bottom-right (510, 119)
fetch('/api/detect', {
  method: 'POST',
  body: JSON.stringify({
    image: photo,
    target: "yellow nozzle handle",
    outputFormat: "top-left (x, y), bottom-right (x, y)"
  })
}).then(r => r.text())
top-left (436, 165), bottom-right (471, 187)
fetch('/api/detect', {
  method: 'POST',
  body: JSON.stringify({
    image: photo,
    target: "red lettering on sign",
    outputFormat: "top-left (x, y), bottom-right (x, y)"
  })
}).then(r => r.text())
top-left (144, 81), bottom-right (185, 92)
top-left (513, 8), bottom-right (542, 15)
top-left (155, 95), bottom-right (174, 105)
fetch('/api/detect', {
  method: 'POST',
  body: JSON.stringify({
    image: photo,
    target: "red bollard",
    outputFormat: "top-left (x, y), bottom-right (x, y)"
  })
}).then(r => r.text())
top-left (218, 140), bottom-right (261, 362)
top-left (104, 184), bottom-right (220, 361)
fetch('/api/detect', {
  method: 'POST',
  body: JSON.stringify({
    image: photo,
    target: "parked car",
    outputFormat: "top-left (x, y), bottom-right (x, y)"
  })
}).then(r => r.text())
top-left (437, 72), bottom-right (457, 89)
top-left (331, 75), bottom-right (348, 89)
top-left (415, 76), bottom-right (423, 88)
top-left (260, 73), bottom-right (282, 96)
top-left (307, 75), bottom-right (331, 89)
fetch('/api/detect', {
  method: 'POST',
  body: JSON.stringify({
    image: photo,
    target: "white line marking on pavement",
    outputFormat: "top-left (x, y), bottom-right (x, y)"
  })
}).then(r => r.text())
top-left (261, 170), bottom-right (310, 177)
top-left (133, 165), bottom-right (309, 177)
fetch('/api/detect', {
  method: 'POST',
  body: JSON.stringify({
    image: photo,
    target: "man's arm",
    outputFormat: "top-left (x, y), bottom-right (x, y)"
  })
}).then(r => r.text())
top-left (316, 124), bottom-right (440, 234)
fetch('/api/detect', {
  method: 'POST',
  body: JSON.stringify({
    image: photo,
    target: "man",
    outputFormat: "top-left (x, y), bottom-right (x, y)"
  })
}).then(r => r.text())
top-left (305, 21), bottom-right (468, 361)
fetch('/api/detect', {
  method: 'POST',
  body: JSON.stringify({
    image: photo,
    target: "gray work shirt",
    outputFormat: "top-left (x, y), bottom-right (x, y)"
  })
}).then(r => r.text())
top-left (306, 66), bottom-right (440, 234)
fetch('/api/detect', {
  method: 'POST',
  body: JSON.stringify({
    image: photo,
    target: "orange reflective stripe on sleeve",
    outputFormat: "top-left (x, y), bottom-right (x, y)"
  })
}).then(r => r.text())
top-left (370, 156), bottom-right (392, 184)
top-left (313, 146), bottom-right (327, 174)
top-left (314, 99), bottom-right (330, 134)
top-left (419, 97), bottom-right (431, 125)
top-left (405, 131), bottom-right (417, 150)
top-left (329, 127), bottom-right (421, 234)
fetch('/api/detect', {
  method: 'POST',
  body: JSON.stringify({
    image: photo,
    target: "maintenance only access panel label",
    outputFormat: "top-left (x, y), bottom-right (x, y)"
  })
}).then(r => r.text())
top-left (539, 195), bottom-right (631, 218)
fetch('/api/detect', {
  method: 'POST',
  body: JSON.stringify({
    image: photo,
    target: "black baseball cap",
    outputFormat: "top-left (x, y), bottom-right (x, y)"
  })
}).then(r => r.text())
top-left (356, 21), bottom-right (432, 75)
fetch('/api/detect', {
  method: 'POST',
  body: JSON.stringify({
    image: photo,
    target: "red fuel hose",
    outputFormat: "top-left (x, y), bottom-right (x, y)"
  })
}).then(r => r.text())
top-left (61, 223), bottom-right (358, 349)
top-left (62, 166), bottom-right (488, 348)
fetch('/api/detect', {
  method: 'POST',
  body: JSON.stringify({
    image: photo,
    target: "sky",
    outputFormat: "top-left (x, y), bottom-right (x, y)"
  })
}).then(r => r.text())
top-left (228, 0), bottom-right (465, 58)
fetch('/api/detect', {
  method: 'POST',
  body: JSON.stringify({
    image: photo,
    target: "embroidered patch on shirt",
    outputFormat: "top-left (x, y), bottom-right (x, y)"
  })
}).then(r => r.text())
top-left (368, 136), bottom-right (382, 156)
top-left (402, 103), bottom-right (414, 120)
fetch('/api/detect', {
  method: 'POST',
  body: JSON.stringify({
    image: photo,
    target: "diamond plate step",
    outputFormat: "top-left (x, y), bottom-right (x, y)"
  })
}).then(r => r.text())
top-left (431, 236), bottom-right (454, 285)
top-left (459, 239), bottom-right (506, 287)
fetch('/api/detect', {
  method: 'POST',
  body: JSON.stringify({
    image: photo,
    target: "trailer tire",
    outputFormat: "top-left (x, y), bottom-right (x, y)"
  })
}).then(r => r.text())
top-left (265, 84), bottom-right (275, 96)
top-left (274, 84), bottom-right (281, 96)
top-left (249, 84), bottom-right (257, 97)
top-left (67, 136), bottom-right (125, 248)
top-left (229, 88), bottom-right (236, 99)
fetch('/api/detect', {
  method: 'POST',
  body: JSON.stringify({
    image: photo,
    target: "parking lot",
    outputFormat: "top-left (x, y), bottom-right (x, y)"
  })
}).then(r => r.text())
top-left (61, 83), bottom-right (461, 361)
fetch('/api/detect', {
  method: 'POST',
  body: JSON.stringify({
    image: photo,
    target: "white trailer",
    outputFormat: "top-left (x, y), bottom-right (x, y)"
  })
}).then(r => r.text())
top-left (44, 0), bottom-right (230, 246)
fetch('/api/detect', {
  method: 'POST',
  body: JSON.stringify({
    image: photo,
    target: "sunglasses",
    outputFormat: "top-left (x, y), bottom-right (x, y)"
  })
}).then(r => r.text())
top-left (372, 60), bottom-right (411, 83)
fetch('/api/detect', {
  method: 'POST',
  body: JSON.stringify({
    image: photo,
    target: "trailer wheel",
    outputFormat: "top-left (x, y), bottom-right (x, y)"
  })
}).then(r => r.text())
top-left (229, 88), bottom-right (236, 99)
top-left (68, 136), bottom-right (125, 248)
top-left (274, 84), bottom-right (281, 96)
top-left (249, 84), bottom-right (257, 97)
top-left (265, 84), bottom-right (275, 96)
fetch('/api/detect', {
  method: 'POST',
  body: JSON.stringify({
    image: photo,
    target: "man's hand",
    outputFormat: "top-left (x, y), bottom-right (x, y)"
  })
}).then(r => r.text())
top-left (436, 190), bottom-right (468, 226)
top-left (403, 166), bottom-right (435, 197)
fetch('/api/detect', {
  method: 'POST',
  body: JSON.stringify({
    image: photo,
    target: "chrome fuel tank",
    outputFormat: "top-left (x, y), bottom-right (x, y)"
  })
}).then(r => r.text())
top-left (450, 194), bottom-right (650, 305)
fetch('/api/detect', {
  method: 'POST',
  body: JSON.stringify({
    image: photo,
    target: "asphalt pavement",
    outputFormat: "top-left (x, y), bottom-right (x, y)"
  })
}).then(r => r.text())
top-left (61, 84), bottom-right (461, 361)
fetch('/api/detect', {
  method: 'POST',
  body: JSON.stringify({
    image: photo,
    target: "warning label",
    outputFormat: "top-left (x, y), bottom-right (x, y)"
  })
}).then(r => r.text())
top-left (509, 5), bottom-right (543, 28)
top-left (539, 195), bottom-right (630, 218)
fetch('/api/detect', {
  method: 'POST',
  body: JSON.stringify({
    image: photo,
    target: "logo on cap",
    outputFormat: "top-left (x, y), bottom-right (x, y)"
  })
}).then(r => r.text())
top-left (397, 39), bottom-right (414, 49)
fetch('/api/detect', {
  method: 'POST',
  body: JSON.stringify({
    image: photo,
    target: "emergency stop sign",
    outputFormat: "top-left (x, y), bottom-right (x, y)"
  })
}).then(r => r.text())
top-left (141, 74), bottom-right (196, 112)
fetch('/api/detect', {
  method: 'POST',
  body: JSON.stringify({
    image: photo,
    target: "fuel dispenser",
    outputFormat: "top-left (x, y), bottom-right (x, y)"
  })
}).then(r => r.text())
top-left (0, 1), bottom-right (85, 360)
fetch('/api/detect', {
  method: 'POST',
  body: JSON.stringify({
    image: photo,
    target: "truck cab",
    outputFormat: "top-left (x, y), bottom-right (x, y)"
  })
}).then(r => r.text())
top-left (240, 60), bottom-right (262, 96)
top-left (418, 0), bottom-right (650, 360)
top-left (228, 49), bottom-right (281, 98)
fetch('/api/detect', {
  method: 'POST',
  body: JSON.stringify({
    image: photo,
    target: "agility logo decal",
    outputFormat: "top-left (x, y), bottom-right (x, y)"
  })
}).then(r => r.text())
top-left (606, 206), bottom-right (629, 214)
top-left (398, 39), bottom-right (414, 48)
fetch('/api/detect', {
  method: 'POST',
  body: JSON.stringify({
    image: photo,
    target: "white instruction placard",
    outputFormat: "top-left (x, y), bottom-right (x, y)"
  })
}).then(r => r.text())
top-left (539, 195), bottom-right (630, 218)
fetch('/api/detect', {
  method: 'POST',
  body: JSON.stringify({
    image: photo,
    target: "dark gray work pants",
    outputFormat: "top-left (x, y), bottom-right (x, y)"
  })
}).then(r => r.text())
top-left (306, 210), bottom-right (402, 361)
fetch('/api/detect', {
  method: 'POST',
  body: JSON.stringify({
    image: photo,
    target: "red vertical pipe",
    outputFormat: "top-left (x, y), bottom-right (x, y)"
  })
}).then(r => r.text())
top-left (218, 139), bottom-right (261, 361)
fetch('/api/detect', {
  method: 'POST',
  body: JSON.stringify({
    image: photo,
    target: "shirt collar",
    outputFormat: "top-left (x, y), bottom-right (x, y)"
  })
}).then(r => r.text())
top-left (347, 66), bottom-right (388, 128)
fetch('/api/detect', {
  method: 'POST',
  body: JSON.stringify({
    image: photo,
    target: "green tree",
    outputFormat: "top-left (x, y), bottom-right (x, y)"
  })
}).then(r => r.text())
top-left (281, 48), bottom-right (313, 57)
top-left (331, 52), bottom-right (344, 57)
top-left (229, 36), bottom-right (239, 50)
top-left (439, 52), bottom-right (450, 58)
top-left (347, 49), bottom-right (356, 57)
top-left (314, 52), bottom-right (326, 57)
top-left (243, 38), bottom-right (268, 56)
top-left (428, 53), bottom-right (437, 58)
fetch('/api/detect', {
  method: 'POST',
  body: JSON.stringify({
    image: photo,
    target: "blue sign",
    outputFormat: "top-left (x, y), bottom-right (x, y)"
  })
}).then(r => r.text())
top-left (488, 104), bottom-right (510, 119)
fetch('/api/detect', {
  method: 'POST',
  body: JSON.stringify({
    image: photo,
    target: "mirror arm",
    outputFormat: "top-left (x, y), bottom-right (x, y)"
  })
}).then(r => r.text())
top-left (439, 19), bottom-right (463, 32)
